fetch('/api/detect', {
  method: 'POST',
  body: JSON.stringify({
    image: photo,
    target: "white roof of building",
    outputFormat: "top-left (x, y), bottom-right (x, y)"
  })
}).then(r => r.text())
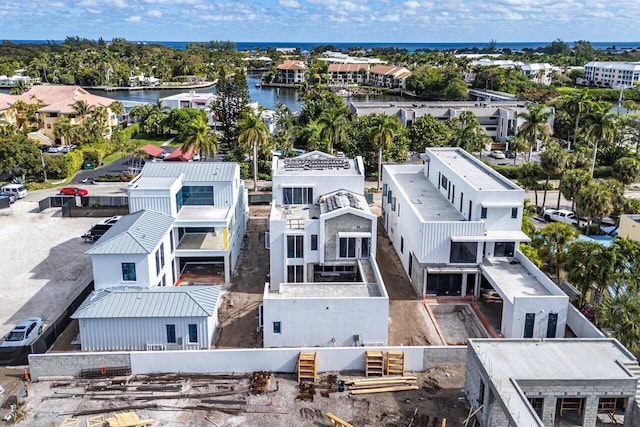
top-left (139, 162), bottom-right (238, 183)
top-left (274, 151), bottom-right (364, 176)
top-left (72, 286), bottom-right (221, 319)
top-left (480, 257), bottom-right (557, 302)
top-left (584, 61), bottom-right (640, 71)
top-left (469, 338), bottom-right (637, 427)
top-left (159, 91), bottom-right (217, 102)
top-left (425, 148), bottom-right (521, 192)
top-left (85, 210), bottom-right (174, 255)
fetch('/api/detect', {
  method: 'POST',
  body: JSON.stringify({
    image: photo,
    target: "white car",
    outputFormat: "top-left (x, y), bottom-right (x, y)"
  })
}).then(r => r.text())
top-left (490, 150), bottom-right (506, 159)
top-left (0, 317), bottom-right (43, 347)
top-left (47, 145), bottom-right (64, 153)
top-left (543, 209), bottom-right (578, 226)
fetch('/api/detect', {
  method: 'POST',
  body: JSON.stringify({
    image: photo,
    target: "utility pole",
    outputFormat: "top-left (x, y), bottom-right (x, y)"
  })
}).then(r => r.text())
top-left (40, 151), bottom-right (47, 183)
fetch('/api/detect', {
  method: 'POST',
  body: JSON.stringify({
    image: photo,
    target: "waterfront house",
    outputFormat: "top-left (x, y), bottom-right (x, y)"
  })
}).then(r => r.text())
top-left (273, 60), bottom-right (307, 85)
top-left (368, 65), bottom-right (411, 90)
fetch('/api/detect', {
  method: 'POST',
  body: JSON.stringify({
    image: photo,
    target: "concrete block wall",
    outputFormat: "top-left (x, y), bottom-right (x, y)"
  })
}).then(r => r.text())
top-left (29, 352), bottom-right (130, 380)
top-left (29, 346), bottom-right (467, 380)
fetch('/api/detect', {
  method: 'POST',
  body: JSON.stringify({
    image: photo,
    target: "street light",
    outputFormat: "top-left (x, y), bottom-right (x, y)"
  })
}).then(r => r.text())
top-left (40, 151), bottom-right (47, 183)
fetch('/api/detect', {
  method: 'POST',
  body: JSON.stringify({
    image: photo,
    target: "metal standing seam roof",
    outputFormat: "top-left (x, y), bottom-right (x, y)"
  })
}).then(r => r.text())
top-left (140, 162), bottom-right (238, 183)
top-left (85, 210), bottom-right (175, 255)
top-left (72, 286), bottom-right (221, 319)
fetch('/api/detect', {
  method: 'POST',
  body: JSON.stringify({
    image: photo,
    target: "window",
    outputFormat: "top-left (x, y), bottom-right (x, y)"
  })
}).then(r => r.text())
top-left (391, 197), bottom-right (396, 211)
top-left (339, 237), bottom-right (357, 258)
top-left (155, 250), bottom-right (160, 276)
top-left (460, 193), bottom-right (464, 212)
top-left (400, 237), bottom-right (404, 254)
top-left (121, 263), bottom-right (136, 281)
top-left (166, 325), bottom-right (176, 343)
top-left (287, 265), bottom-right (304, 282)
top-left (450, 242), bottom-right (477, 263)
top-left (283, 187), bottom-right (313, 204)
top-left (387, 190), bottom-right (393, 204)
top-left (480, 207), bottom-right (487, 219)
top-left (273, 321), bottom-right (281, 334)
top-left (188, 324), bottom-right (198, 343)
top-left (427, 273), bottom-right (463, 296)
top-left (397, 203), bottom-right (400, 217)
top-left (441, 174), bottom-right (448, 189)
top-left (546, 312), bottom-right (558, 338)
top-left (524, 313), bottom-right (535, 338)
top-left (175, 186), bottom-right (214, 211)
top-left (494, 242), bottom-right (515, 257)
top-left (361, 238), bottom-right (371, 258)
top-left (511, 207), bottom-right (518, 219)
top-left (382, 183), bottom-right (388, 197)
top-left (286, 235), bottom-right (304, 258)
top-left (161, 275), bottom-right (166, 287)
top-left (311, 234), bottom-right (318, 250)
top-left (160, 243), bottom-right (165, 268)
top-left (169, 230), bottom-right (174, 253)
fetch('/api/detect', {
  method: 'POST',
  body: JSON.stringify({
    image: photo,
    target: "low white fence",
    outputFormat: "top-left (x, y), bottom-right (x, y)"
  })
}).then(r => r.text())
top-left (29, 346), bottom-right (467, 380)
top-left (566, 304), bottom-right (604, 338)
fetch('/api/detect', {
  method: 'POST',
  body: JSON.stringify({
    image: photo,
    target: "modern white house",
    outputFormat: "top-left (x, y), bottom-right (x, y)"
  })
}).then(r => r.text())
top-left (159, 91), bottom-right (219, 126)
top-left (583, 61), bottom-right (640, 87)
top-left (86, 210), bottom-right (176, 290)
top-left (349, 101), bottom-right (554, 143)
top-left (127, 162), bottom-right (248, 284)
top-left (464, 338), bottom-right (638, 427)
top-left (382, 148), bottom-right (568, 339)
top-left (467, 59), bottom-right (555, 85)
top-left (72, 286), bottom-right (221, 351)
top-left (263, 151), bottom-right (389, 348)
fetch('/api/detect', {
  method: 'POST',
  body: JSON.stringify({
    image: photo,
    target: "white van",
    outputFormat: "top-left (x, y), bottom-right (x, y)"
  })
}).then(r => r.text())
top-left (1, 183), bottom-right (28, 199)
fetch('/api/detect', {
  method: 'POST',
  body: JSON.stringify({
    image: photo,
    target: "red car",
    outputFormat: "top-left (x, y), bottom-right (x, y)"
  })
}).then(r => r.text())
top-left (59, 187), bottom-right (89, 196)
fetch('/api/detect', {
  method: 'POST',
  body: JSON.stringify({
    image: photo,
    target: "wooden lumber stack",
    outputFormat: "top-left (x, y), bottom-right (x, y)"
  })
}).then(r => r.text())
top-left (344, 376), bottom-right (418, 395)
top-left (105, 412), bottom-right (155, 427)
top-left (297, 352), bottom-right (317, 382)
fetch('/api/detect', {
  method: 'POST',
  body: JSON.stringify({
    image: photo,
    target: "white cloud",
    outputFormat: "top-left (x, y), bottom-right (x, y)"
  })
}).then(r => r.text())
top-left (125, 15), bottom-right (142, 22)
top-left (147, 10), bottom-right (162, 18)
top-left (404, 1), bottom-right (420, 8)
top-left (50, 1), bottom-right (65, 7)
top-left (278, 0), bottom-right (300, 7)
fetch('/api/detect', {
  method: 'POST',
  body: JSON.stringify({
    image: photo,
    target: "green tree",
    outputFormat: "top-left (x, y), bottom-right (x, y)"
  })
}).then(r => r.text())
top-left (170, 108), bottom-right (208, 136)
top-left (508, 135), bottom-right (527, 165)
top-left (612, 156), bottom-right (640, 185)
top-left (370, 114), bottom-right (402, 190)
top-left (539, 143), bottom-right (568, 209)
top-left (596, 293), bottom-right (640, 354)
top-left (564, 90), bottom-right (593, 151)
top-left (583, 103), bottom-right (616, 177)
top-left (317, 108), bottom-right (348, 154)
top-left (575, 181), bottom-right (613, 235)
top-left (560, 168), bottom-right (591, 213)
top-left (562, 240), bottom-right (604, 306)
top-left (538, 222), bottom-right (578, 285)
top-left (180, 116), bottom-right (217, 161)
top-left (238, 110), bottom-right (269, 191)
top-left (214, 69), bottom-right (250, 150)
top-left (518, 162), bottom-right (542, 210)
top-left (407, 114), bottom-right (453, 152)
top-left (517, 104), bottom-right (552, 161)
top-left (449, 111), bottom-right (489, 158)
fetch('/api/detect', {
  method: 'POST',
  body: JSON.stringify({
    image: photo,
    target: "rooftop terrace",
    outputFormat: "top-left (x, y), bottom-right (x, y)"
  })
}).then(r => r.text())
top-left (392, 170), bottom-right (464, 222)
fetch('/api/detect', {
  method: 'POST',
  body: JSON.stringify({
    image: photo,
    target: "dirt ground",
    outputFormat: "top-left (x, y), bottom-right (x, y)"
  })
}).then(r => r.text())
top-left (10, 365), bottom-right (469, 426)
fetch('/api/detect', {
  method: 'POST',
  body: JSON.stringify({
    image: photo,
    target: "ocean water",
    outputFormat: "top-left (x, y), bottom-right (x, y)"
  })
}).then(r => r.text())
top-left (6, 40), bottom-right (640, 52)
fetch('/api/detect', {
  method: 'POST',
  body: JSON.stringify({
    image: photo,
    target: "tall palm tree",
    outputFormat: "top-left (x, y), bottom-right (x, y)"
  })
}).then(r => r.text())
top-left (370, 113), bottom-right (402, 190)
top-left (517, 104), bottom-right (552, 162)
top-left (317, 109), bottom-right (348, 154)
top-left (71, 100), bottom-right (92, 124)
top-left (575, 181), bottom-right (613, 236)
top-left (565, 90), bottom-right (593, 151)
top-left (238, 110), bottom-right (269, 191)
top-left (596, 293), bottom-right (640, 354)
top-left (538, 222), bottom-right (578, 285)
top-left (53, 117), bottom-right (74, 145)
top-left (583, 103), bottom-right (616, 177)
top-left (613, 157), bottom-right (640, 185)
top-left (539, 143), bottom-right (568, 209)
top-left (518, 162), bottom-right (541, 210)
top-left (508, 135), bottom-right (527, 165)
top-left (180, 116), bottom-right (217, 161)
top-left (560, 168), bottom-right (591, 213)
top-left (562, 240), bottom-right (606, 306)
top-left (449, 110), bottom-right (488, 158)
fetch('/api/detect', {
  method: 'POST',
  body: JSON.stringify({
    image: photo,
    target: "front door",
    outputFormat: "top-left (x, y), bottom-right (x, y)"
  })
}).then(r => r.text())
top-left (524, 313), bottom-right (535, 338)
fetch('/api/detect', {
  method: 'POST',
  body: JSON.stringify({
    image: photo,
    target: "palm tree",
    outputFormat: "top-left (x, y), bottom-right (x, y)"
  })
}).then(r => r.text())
top-left (538, 222), bottom-right (578, 285)
top-left (565, 90), bottom-right (593, 151)
top-left (596, 293), bottom-right (640, 354)
top-left (612, 156), bottom-right (640, 185)
top-left (518, 162), bottom-right (541, 211)
top-left (517, 104), bottom-right (552, 162)
top-left (53, 117), bottom-right (74, 145)
top-left (560, 168), bottom-right (591, 213)
top-left (238, 110), bottom-right (269, 191)
top-left (317, 109), bottom-right (348, 154)
top-left (508, 135), bottom-right (527, 165)
top-left (583, 103), bottom-right (616, 177)
top-left (539, 143), bottom-right (568, 209)
top-left (562, 240), bottom-right (603, 306)
top-left (575, 181), bottom-right (613, 236)
top-left (71, 100), bottom-right (92, 124)
top-left (180, 116), bottom-right (217, 161)
top-left (449, 111), bottom-right (488, 158)
top-left (370, 113), bottom-right (402, 190)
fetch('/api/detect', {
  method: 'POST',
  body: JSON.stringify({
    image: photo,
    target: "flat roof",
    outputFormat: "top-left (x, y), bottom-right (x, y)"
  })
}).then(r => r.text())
top-left (271, 204), bottom-right (319, 222)
top-left (176, 206), bottom-right (230, 223)
top-left (274, 151), bottom-right (363, 176)
top-left (393, 171), bottom-right (464, 222)
top-left (274, 283), bottom-right (381, 298)
top-left (427, 148), bottom-right (517, 191)
top-left (480, 258), bottom-right (552, 302)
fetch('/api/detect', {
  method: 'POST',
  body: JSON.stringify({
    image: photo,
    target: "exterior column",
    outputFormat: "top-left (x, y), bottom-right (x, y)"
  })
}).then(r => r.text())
top-left (224, 254), bottom-right (230, 283)
top-left (582, 396), bottom-right (599, 426)
top-left (461, 273), bottom-right (468, 296)
top-left (541, 396), bottom-right (556, 427)
top-left (624, 397), bottom-right (635, 422)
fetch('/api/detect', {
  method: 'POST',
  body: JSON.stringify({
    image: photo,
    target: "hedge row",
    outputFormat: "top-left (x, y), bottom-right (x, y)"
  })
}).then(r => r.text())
top-left (493, 164), bottom-right (614, 180)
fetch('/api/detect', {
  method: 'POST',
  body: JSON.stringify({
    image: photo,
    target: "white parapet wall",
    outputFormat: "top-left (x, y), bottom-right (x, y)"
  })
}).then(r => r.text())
top-left (29, 346), bottom-right (467, 380)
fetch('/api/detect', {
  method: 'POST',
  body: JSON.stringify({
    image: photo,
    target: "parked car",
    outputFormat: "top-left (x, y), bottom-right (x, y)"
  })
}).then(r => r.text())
top-left (0, 191), bottom-right (17, 203)
top-left (82, 216), bottom-right (122, 242)
top-left (59, 187), bottom-right (89, 196)
top-left (60, 144), bottom-right (77, 153)
top-left (82, 160), bottom-right (96, 170)
top-left (504, 150), bottom-right (516, 159)
top-left (158, 151), bottom-right (169, 159)
top-left (47, 145), bottom-right (64, 153)
top-left (1, 183), bottom-right (27, 199)
top-left (490, 150), bottom-right (506, 159)
top-left (0, 317), bottom-right (43, 347)
top-left (543, 209), bottom-right (578, 226)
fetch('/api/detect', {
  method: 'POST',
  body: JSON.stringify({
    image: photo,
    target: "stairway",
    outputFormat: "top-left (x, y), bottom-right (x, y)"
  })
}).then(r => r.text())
top-left (297, 352), bottom-right (317, 383)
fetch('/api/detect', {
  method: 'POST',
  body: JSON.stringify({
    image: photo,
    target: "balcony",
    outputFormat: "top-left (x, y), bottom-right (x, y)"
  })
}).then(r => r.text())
top-left (177, 231), bottom-right (226, 251)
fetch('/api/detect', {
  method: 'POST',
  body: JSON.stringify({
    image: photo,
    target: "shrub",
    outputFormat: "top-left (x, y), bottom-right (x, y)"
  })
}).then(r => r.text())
top-left (593, 165), bottom-right (613, 179)
top-left (495, 164), bottom-right (545, 180)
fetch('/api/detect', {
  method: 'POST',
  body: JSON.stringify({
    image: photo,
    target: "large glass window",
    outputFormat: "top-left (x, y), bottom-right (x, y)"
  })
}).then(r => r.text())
top-left (166, 325), bottom-right (176, 343)
top-left (287, 265), bottom-right (304, 282)
top-left (155, 250), bottom-right (160, 276)
top-left (494, 242), bottom-right (515, 257)
top-left (426, 274), bottom-right (463, 296)
top-left (450, 242), bottom-right (478, 263)
top-left (311, 235), bottom-right (318, 250)
top-left (283, 187), bottom-right (313, 204)
top-left (286, 235), bottom-right (304, 258)
top-left (480, 207), bottom-right (488, 219)
top-left (339, 237), bottom-right (357, 258)
top-left (121, 263), bottom-right (136, 281)
top-left (361, 238), bottom-right (371, 258)
top-left (188, 324), bottom-right (198, 343)
top-left (160, 243), bottom-right (165, 268)
top-left (176, 186), bottom-right (214, 210)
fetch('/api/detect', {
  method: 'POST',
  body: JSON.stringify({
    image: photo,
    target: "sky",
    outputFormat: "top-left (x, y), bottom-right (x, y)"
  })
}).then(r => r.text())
top-left (0, 0), bottom-right (637, 43)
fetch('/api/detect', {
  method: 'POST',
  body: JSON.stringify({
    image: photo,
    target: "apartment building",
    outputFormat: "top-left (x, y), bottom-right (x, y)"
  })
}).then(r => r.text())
top-left (382, 148), bottom-right (568, 339)
top-left (263, 151), bottom-right (388, 347)
top-left (327, 63), bottom-right (369, 85)
top-left (273, 60), bottom-right (307, 85)
top-left (368, 65), bottom-right (412, 90)
top-left (583, 61), bottom-right (640, 87)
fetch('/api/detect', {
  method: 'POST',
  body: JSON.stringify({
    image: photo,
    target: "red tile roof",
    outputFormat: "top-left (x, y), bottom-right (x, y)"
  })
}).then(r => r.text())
top-left (140, 144), bottom-right (165, 158)
top-left (277, 60), bottom-right (307, 71)
top-left (328, 63), bottom-right (369, 73)
top-left (164, 146), bottom-right (197, 162)
top-left (15, 85), bottom-right (115, 114)
top-left (370, 65), bottom-right (412, 79)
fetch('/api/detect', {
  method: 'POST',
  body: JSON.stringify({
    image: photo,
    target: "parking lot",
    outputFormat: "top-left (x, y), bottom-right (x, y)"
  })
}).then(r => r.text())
top-left (0, 183), bottom-right (128, 339)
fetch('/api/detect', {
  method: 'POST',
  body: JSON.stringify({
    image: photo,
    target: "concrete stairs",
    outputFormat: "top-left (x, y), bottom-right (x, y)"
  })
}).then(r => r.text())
top-left (623, 362), bottom-right (640, 402)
